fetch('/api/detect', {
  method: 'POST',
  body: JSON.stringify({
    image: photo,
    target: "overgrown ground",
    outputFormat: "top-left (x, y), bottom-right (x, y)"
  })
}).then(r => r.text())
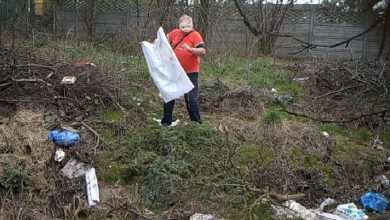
top-left (1, 37), bottom-right (390, 220)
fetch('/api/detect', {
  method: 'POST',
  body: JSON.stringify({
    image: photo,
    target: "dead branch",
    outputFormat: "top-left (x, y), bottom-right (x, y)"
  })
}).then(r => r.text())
top-left (0, 63), bottom-right (57, 71)
top-left (278, 102), bottom-right (390, 124)
top-left (80, 122), bottom-right (101, 155)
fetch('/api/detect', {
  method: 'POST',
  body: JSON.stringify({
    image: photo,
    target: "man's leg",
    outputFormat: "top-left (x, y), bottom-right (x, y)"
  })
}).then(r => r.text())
top-left (184, 73), bottom-right (202, 123)
top-left (161, 100), bottom-right (175, 125)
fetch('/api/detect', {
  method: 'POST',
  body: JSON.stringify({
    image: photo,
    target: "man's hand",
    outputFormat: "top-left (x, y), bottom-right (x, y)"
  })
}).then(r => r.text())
top-left (182, 43), bottom-right (191, 51)
top-left (182, 43), bottom-right (206, 57)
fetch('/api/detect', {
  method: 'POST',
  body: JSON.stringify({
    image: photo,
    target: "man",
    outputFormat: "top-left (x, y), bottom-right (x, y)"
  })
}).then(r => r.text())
top-left (159, 15), bottom-right (206, 127)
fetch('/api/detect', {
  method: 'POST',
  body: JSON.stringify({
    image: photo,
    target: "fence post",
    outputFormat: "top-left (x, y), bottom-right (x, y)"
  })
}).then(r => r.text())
top-left (363, 13), bottom-right (369, 57)
top-left (308, 5), bottom-right (315, 44)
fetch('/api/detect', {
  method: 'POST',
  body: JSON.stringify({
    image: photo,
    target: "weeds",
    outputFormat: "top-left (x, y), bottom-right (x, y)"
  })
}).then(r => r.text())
top-left (261, 109), bottom-right (283, 124)
top-left (0, 160), bottom-right (31, 192)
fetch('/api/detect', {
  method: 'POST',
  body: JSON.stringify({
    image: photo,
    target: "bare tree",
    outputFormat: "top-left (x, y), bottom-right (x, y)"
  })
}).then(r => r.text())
top-left (232, 0), bottom-right (294, 55)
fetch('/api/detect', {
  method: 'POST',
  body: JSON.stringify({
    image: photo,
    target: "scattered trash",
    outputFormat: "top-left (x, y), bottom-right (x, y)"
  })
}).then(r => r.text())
top-left (190, 213), bottom-right (217, 220)
top-left (48, 130), bottom-right (80, 148)
top-left (375, 175), bottom-right (390, 189)
top-left (74, 60), bottom-right (97, 68)
top-left (61, 76), bottom-right (77, 85)
top-left (321, 131), bottom-right (330, 138)
top-left (336, 203), bottom-right (368, 220)
top-left (272, 199), bottom-right (347, 220)
top-left (319, 198), bottom-right (337, 211)
top-left (61, 159), bottom-right (90, 179)
top-left (293, 77), bottom-right (310, 81)
top-left (86, 168), bottom-right (99, 206)
top-left (360, 192), bottom-right (389, 213)
top-left (276, 94), bottom-right (293, 103)
top-left (271, 88), bottom-right (278, 93)
top-left (54, 148), bottom-right (65, 162)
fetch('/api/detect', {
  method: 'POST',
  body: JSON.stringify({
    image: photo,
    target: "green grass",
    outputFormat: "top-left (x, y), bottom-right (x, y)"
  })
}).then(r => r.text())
top-left (261, 109), bottom-right (284, 124)
top-left (30, 38), bottom-right (390, 218)
top-left (203, 57), bottom-right (302, 95)
top-left (102, 107), bottom-right (124, 122)
top-left (379, 129), bottom-right (390, 145)
top-left (319, 123), bottom-right (347, 135)
top-left (101, 123), bottom-right (242, 211)
top-left (355, 129), bottom-right (370, 142)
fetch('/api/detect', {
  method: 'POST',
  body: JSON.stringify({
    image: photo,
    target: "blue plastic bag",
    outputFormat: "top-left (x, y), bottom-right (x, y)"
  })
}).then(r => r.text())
top-left (360, 192), bottom-right (389, 213)
top-left (48, 130), bottom-right (80, 147)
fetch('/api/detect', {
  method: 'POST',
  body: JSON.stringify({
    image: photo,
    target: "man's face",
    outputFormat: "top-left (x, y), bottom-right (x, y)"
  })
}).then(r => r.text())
top-left (179, 20), bottom-right (193, 33)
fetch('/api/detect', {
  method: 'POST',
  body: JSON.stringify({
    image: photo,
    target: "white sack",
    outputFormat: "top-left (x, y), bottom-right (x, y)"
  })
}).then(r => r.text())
top-left (141, 27), bottom-right (194, 103)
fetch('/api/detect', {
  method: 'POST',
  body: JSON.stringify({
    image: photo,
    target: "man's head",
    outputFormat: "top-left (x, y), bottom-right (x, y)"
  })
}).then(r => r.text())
top-left (179, 15), bottom-right (193, 33)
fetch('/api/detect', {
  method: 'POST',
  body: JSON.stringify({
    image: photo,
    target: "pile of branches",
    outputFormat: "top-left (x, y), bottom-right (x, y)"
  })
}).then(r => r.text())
top-left (282, 60), bottom-right (390, 129)
top-left (201, 80), bottom-right (271, 119)
top-left (0, 45), bottom-right (129, 123)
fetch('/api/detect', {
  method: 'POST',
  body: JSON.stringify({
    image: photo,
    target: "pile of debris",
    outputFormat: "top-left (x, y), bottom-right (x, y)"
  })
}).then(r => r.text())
top-left (0, 44), bottom-right (142, 219)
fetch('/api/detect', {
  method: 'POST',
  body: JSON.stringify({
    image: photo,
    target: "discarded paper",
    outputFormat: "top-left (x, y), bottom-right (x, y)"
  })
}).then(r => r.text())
top-left (61, 158), bottom-right (90, 179)
top-left (54, 148), bottom-right (65, 162)
top-left (61, 76), bottom-right (77, 85)
top-left (86, 167), bottom-right (100, 206)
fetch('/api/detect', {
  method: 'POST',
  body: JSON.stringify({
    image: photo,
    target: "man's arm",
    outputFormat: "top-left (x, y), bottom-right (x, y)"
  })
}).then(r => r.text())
top-left (182, 44), bottom-right (206, 57)
top-left (189, 47), bottom-right (206, 57)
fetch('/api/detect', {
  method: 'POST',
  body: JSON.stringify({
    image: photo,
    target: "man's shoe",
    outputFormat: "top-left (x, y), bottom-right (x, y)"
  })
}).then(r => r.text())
top-left (153, 118), bottom-right (179, 127)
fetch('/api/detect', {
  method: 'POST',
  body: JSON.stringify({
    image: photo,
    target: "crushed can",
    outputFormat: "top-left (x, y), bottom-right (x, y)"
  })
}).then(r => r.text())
top-left (375, 175), bottom-right (389, 189)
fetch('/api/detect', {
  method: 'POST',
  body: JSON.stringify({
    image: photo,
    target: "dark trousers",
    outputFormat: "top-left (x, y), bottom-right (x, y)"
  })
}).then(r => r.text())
top-left (161, 72), bottom-right (202, 125)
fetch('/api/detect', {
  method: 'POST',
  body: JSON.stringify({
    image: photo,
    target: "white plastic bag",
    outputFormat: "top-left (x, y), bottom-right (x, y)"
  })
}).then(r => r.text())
top-left (141, 27), bottom-right (194, 103)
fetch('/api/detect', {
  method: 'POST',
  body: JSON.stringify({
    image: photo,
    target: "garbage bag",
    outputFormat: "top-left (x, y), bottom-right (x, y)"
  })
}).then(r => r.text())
top-left (360, 192), bottom-right (389, 213)
top-left (48, 130), bottom-right (80, 147)
top-left (141, 27), bottom-right (194, 103)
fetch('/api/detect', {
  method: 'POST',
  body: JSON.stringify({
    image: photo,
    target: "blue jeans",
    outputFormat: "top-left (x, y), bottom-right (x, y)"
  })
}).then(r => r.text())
top-left (161, 72), bottom-right (202, 125)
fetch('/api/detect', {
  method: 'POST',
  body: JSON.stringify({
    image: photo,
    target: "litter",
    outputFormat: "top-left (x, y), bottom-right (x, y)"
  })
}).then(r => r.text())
top-left (375, 175), bottom-right (390, 189)
top-left (61, 76), bottom-right (77, 85)
top-left (54, 148), bottom-right (65, 162)
top-left (336, 203), bottom-right (368, 220)
top-left (74, 60), bottom-right (97, 68)
top-left (61, 159), bottom-right (90, 179)
top-left (190, 213), bottom-right (217, 220)
top-left (272, 199), bottom-right (348, 220)
top-left (141, 27), bottom-right (194, 103)
top-left (360, 192), bottom-right (389, 213)
top-left (293, 77), bottom-right (310, 81)
top-left (321, 131), bottom-right (330, 138)
top-left (276, 94), bottom-right (293, 103)
top-left (271, 88), bottom-right (278, 93)
top-left (48, 130), bottom-right (80, 148)
top-left (86, 167), bottom-right (99, 206)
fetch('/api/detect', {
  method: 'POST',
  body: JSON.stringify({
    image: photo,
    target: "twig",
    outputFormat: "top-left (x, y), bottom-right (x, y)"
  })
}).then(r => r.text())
top-left (314, 85), bottom-right (360, 99)
top-left (278, 102), bottom-right (390, 123)
top-left (81, 122), bottom-right (101, 155)
top-left (0, 63), bottom-right (57, 71)
top-left (249, 188), bottom-right (305, 200)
